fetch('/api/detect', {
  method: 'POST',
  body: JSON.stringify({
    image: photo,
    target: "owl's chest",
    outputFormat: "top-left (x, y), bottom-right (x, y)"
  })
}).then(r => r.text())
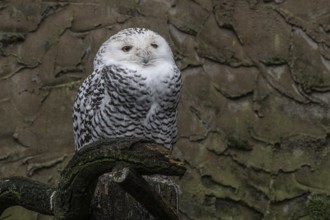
top-left (122, 66), bottom-right (174, 97)
top-left (105, 63), bottom-right (179, 113)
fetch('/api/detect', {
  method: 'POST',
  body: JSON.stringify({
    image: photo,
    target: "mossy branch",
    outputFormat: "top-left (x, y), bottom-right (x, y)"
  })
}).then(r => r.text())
top-left (0, 140), bottom-right (186, 220)
top-left (0, 176), bottom-right (55, 215)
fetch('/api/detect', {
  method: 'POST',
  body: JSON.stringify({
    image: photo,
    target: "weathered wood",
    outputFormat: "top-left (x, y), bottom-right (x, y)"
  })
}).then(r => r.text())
top-left (112, 165), bottom-right (179, 220)
top-left (54, 140), bottom-right (185, 220)
top-left (91, 174), bottom-right (180, 220)
top-left (0, 176), bottom-right (55, 215)
top-left (0, 140), bottom-right (186, 220)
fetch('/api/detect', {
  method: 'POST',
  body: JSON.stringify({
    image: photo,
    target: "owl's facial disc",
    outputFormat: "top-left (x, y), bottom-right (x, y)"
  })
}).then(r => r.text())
top-left (120, 42), bottom-right (158, 66)
top-left (97, 28), bottom-right (174, 68)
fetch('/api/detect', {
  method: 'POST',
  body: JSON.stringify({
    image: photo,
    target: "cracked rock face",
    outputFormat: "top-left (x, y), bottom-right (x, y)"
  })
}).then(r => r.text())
top-left (1, 0), bottom-right (330, 219)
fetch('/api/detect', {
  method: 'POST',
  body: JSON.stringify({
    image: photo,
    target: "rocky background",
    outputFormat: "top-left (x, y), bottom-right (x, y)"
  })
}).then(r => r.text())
top-left (1, 0), bottom-right (330, 219)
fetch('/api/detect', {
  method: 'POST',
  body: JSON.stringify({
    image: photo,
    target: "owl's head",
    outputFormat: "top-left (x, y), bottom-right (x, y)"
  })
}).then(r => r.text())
top-left (94, 28), bottom-right (175, 69)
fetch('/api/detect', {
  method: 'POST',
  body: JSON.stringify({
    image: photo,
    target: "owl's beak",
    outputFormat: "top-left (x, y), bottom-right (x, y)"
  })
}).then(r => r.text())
top-left (140, 50), bottom-right (151, 65)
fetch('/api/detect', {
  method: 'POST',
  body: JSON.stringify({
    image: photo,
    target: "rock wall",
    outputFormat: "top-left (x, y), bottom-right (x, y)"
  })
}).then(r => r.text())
top-left (1, 0), bottom-right (330, 219)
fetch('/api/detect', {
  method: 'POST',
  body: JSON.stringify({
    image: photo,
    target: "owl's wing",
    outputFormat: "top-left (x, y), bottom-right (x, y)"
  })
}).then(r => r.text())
top-left (73, 68), bottom-right (105, 151)
top-left (172, 66), bottom-right (182, 108)
top-left (164, 66), bottom-right (182, 144)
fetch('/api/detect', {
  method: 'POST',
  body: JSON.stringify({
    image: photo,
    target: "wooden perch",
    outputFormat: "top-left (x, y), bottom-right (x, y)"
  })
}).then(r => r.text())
top-left (0, 176), bottom-right (55, 215)
top-left (112, 164), bottom-right (179, 220)
top-left (0, 140), bottom-right (186, 220)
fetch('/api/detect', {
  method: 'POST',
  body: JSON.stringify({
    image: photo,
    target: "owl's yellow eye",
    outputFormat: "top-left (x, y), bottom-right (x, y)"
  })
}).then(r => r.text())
top-left (122, 46), bottom-right (132, 52)
top-left (151, 43), bottom-right (158, 48)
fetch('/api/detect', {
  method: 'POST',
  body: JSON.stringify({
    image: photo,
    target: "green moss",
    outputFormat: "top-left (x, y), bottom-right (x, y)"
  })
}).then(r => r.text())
top-left (307, 194), bottom-right (330, 220)
top-left (0, 32), bottom-right (25, 46)
top-left (7, 189), bottom-right (21, 201)
top-left (227, 136), bottom-right (252, 151)
top-left (261, 56), bottom-right (287, 65)
top-left (300, 72), bottom-right (326, 92)
top-left (322, 24), bottom-right (330, 32)
top-left (12, 191), bottom-right (21, 200)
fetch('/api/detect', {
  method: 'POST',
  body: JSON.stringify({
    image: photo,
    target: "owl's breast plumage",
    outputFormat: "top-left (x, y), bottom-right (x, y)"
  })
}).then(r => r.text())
top-left (74, 62), bottom-right (181, 151)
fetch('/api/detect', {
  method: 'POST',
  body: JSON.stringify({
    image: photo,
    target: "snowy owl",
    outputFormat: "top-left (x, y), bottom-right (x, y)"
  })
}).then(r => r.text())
top-left (73, 28), bottom-right (182, 151)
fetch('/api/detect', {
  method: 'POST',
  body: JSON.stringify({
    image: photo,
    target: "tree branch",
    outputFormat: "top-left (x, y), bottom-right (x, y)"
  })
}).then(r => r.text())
top-left (0, 140), bottom-right (186, 220)
top-left (0, 176), bottom-right (55, 215)
top-left (112, 164), bottom-right (179, 220)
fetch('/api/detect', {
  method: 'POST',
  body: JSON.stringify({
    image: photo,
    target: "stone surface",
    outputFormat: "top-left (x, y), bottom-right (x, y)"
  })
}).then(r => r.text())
top-left (1, 0), bottom-right (330, 219)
